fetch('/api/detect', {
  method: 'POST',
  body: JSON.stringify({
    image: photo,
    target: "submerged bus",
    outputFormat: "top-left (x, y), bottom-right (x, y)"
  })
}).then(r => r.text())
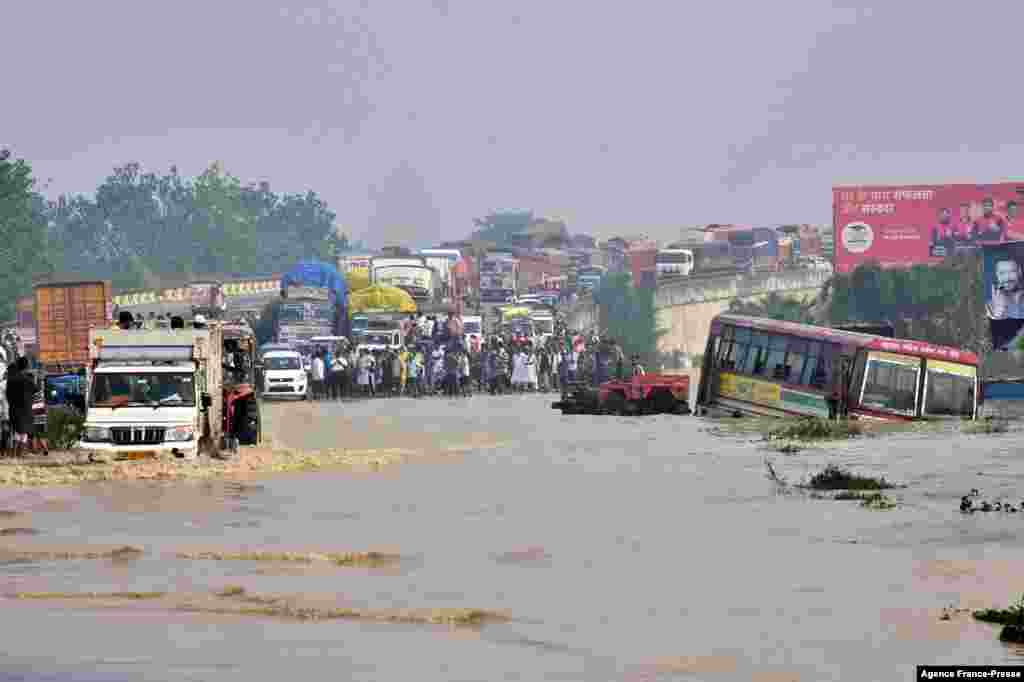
top-left (695, 314), bottom-right (978, 421)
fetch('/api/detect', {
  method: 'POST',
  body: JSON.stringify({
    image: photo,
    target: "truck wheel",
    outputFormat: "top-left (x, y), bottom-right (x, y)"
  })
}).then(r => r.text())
top-left (237, 399), bottom-right (260, 446)
top-left (650, 389), bottom-right (677, 415)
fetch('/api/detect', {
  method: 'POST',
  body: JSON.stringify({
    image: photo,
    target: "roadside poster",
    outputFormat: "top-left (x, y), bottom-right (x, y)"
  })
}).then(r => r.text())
top-left (834, 183), bottom-right (1024, 273)
top-left (983, 241), bottom-right (1024, 350)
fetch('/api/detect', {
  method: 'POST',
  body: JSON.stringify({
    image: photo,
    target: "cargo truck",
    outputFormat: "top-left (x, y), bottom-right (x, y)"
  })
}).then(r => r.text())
top-left (81, 320), bottom-right (260, 461)
top-left (35, 280), bottom-right (113, 371)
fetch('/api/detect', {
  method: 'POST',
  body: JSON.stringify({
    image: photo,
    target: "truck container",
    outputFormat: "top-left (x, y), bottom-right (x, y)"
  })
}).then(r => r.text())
top-left (35, 281), bottom-right (112, 370)
top-left (188, 281), bottom-right (226, 319)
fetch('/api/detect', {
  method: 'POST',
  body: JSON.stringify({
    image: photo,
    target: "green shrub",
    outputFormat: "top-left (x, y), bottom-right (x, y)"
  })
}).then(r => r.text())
top-left (45, 408), bottom-right (85, 450)
top-left (767, 418), bottom-right (862, 442)
top-left (804, 464), bottom-right (893, 491)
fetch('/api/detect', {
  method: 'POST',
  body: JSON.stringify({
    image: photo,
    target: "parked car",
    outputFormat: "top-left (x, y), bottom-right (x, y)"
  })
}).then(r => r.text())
top-left (261, 350), bottom-right (309, 400)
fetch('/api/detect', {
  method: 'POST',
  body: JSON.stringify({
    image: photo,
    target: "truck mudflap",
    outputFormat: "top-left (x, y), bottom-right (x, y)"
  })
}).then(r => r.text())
top-left (552, 375), bottom-right (691, 416)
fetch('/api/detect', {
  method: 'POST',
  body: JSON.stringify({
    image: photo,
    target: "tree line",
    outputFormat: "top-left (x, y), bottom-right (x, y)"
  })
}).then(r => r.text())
top-left (0, 151), bottom-right (350, 322)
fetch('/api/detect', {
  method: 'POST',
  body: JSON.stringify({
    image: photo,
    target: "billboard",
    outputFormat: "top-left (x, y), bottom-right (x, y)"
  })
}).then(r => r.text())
top-left (983, 241), bottom-right (1024, 351)
top-left (833, 183), bottom-right (1024, 273)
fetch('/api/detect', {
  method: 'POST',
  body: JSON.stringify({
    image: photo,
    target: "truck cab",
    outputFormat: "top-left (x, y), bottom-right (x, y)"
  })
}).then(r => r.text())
top-left (529, 310), bottom-right (555, 345)
top-left (463, 315), bottom-right (483, 350)
top-left (356, 329), bottom-right (403, 353)
top-left (80, 325), bottom-right (243, 460)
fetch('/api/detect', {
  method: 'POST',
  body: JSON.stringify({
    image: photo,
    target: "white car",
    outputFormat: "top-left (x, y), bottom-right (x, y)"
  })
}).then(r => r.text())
top-left (261, 350), bottom-right (308, 399)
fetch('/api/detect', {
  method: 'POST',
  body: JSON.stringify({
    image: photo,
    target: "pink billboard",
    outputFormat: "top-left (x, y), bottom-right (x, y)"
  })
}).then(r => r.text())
top-left (833, 183), bottom-right (1024, 273)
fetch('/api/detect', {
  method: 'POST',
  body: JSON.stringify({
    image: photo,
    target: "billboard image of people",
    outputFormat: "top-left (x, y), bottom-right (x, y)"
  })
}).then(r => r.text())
top-left (983, 241), bottom-right (1024, 351)
top-left (834, 183), bottom-right (1024, 273)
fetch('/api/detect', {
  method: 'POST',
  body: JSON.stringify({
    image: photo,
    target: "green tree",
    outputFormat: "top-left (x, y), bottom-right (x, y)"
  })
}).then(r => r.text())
top-left (594, 272), bottom-right (664, 363)
top-left (46, 162), bottom-right (341, 288)
top-left (729, 292), bottom-right (816, 323)
top-left (0, 150), bottom-right (51, 320)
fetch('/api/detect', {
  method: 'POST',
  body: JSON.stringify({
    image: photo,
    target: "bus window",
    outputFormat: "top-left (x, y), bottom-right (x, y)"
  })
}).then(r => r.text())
top-left (800, 342), bottom-right (823, 385)
top-left (739, 331), bottom-right (765, 375)
top-left (784, 339), bottom-right (809, 384)
top-left (760, 335), bottom-right (788, 380)
top-left (860, 352), bottom-right (920, 416)
top-left (923, 360), bottom-right (976, 418)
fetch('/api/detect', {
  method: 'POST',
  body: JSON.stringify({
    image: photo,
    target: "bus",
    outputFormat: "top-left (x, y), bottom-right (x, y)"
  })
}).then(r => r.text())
top-left (655, 249), bottom-right (694, 278)
top-left (695, 314), bottom-right (978, 421)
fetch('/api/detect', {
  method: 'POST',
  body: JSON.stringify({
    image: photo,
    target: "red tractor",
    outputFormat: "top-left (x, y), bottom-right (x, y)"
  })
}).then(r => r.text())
top-left (221, 321), bottom-right (261, 448)
top-left (552, 374), bottom-right (691, 416)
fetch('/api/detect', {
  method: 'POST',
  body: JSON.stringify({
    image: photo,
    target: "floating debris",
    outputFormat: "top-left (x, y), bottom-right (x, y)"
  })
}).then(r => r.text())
top-left (2, 545), bottom-right (144, 561)
top-left (5, 591), bottom-right (166, 600)
top-left (175, 550), bottom-right (400, 567)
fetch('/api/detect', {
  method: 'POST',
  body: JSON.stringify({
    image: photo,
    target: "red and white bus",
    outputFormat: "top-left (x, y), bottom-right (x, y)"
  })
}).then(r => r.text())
top-left (695, 314), bottom-right (978, 421)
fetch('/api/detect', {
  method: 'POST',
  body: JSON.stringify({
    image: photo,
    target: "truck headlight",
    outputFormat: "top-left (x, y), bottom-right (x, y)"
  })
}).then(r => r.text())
top-left (83, 426), bottom-right (110, 442)
top-left (165, 426), bottom-right (194, 442)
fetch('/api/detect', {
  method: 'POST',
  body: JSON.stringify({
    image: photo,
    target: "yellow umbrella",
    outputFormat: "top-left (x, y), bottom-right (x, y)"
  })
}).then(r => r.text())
top-left (345, 269), bottom-right (371, 293)
top-left (348, 284), bottom-right (417, 314)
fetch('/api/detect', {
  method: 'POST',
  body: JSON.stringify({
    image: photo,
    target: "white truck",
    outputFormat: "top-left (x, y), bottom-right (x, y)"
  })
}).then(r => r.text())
top-left (529, 309), bottom-right (555, 345)
top-left (80, 323), bottom-right (258, 460)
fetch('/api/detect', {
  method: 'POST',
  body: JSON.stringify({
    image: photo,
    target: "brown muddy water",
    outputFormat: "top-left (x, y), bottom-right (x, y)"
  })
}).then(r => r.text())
top-left (2, 395), bottom-right (1024, 681)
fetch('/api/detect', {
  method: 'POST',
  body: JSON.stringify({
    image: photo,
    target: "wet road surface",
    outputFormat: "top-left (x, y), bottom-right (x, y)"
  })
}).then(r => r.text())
top-left (2, 394), bottom-right (1024, 681)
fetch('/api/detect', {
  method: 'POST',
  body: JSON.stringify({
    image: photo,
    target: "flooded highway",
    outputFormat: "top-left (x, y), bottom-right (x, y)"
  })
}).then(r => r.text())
top-left (2, 395), bottom-right (1024, 681)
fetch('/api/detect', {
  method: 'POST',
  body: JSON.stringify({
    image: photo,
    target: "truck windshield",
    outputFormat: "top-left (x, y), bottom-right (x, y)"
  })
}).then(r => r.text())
top-left (265, 357), bottom-right (301, 370)
top-left (90, 373), bottom-right (196, 407)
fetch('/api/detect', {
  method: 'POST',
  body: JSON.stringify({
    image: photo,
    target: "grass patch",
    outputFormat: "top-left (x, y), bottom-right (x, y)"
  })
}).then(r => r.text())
top-left (178, 601), bottom-right (508, 627)
top-left (766, 418), bottom-right (862, 442)
top-left (804, 464), bottom-right (894, 491)
top-left (6, 546), bottom-right (144, 561)
top-left (6, 591), bottom-right (165, 600)
top-left (974, 595), bottom-right (1024, 643)
top-left (176, 550), bottom-right (400, 567)
top-left (962, 419), bottom-right (1009, 435)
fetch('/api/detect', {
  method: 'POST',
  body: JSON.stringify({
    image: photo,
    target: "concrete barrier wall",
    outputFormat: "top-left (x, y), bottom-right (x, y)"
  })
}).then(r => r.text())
top-left (655, 270), bottom-right (828, 354)
top-left (563, 269), bottom-right (830, 355)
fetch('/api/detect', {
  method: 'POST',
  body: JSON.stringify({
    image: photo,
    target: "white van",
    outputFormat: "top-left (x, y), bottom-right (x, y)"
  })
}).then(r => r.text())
top-left (261, 350), bottom-right (308, 399)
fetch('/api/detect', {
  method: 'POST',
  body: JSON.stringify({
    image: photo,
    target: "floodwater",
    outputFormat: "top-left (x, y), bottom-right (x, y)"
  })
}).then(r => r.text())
top-left (2, 395), bottom-right (1024, 681)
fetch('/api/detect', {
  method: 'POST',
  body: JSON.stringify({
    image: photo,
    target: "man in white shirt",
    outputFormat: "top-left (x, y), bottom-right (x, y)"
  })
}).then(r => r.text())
top-left (311, 351), bottom-right (326, 400)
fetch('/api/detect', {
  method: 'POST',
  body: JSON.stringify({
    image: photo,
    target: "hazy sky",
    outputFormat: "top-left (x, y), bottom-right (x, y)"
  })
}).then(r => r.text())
top-left (7, 1), bottom-right (1024, 247)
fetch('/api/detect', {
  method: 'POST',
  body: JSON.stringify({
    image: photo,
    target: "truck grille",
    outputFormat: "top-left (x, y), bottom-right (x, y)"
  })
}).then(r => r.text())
top-left (269, 378), bottom-right (293, 383)
top-left (111, 427), bottom-right (166, 445)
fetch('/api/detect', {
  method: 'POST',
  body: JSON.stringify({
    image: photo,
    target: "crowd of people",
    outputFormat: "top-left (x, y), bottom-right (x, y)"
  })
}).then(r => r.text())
top-left (294, 317), bottom-right (648, 402)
